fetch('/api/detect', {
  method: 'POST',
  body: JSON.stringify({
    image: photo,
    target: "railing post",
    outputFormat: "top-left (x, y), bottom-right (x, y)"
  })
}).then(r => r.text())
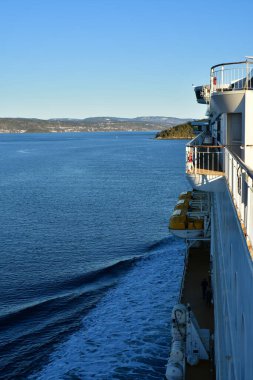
top-left (186, 146), bottom-right (188, 173)
top-left (230, 155), bottom-right (232, 191)
top-left (221, 65), bottom-right (224, 91)
top-left (231, 157), bottom-right (234, 196)
top-left (247, 180), bottom-right (253, 247)
top-left (222, 147), bottom-right (253, 247)
top-left (194, 146), bottom-right (197, 174)
top-left (246, 61), bottom-right (249, 90)
top-left (211, 68), bottom-right (214, 93)
top-left (225, 149), bottom-right (228, 177)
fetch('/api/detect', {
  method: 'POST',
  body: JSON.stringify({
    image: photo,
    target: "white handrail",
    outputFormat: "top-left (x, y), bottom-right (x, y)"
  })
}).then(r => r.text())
top-left (210, 61), bottom-right (253, 92)
top-left (186, 144), bottom-right (223, 174)
top-left (224, 148), bottom-right (253, 249)
top-left (187, 132), bottom-right (206, 147)
top-left (185, 140), bottom-right (253, 249)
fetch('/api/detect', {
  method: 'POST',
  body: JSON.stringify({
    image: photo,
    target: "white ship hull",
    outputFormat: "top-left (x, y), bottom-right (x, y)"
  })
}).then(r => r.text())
top-left (167, 58), bottom-right (253, 380)
top-left (212, 187), bottom-right (253, 379)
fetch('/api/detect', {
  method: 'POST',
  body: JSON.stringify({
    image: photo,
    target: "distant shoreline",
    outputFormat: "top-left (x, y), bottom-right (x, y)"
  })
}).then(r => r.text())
top-left (155, 136), bottom-right (192, 140)
top-left (0, 130), bottom-right (159, 134)
top-left (0, 116), bottom-right (193, 134)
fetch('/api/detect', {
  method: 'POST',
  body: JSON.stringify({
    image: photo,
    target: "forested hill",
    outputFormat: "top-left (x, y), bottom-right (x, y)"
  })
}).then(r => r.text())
top-left (155, 122), bottom-right (195, 139)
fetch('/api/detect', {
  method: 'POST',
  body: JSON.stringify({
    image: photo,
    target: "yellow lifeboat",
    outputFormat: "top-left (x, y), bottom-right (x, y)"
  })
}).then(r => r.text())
top-left (174, 199), bottom-right (190, 210)
top-left (169, 191), bottom-right (205, 238)
top-left (179, 191), bottom-right (192, 200)
top-left (169, 209), bottom-right (187, 230)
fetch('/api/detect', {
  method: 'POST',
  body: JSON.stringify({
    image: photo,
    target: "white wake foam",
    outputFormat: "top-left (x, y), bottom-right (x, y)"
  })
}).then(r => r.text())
top-left (31, 239), bottom-right (184, 380)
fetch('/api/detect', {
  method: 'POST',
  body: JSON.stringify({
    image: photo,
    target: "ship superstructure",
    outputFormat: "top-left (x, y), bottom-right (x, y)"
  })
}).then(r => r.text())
top-left (166, 58), bottom-right (253, 380)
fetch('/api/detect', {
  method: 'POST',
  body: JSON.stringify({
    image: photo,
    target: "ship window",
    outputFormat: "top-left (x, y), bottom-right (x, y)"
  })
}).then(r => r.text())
top-left (227, 113), bottom-right (242, 158)
top-left (230, 113), bottom-right (242, 143)
top-left (241, 175), bottom-right (248, 206)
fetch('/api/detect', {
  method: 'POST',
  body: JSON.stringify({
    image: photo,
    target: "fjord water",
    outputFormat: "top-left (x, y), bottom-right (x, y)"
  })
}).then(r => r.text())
top-left (0, 132), bottom-right (187, 379)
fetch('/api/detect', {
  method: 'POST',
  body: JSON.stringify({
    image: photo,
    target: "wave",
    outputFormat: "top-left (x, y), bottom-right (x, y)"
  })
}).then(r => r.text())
top-left (57, 256), bottom-right (141, 290)
top-left (31, 240), bottom-right (185, 380)
top-left (1, 237), bottom-right (180, 332)
top-left (0, 290), bottom-right (92, 327)
top-left (0, 287), bottom-right (111, 380)
top-left (1, 238), bottom-right (185, 380)
top-left (146, 235), bottom-right (179, 252)
top-left (0, 255), bottom-right (147, 379)
top-left (17, 149), bottom-right (30, 154)
top-left (1, 236), bottom-right (178, 331)
top-left (0, 256), bottom-right (141, 325)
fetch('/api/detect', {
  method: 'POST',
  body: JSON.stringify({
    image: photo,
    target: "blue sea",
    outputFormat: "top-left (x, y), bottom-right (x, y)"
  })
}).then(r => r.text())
top-left (0, 132), bottom-right (187, 379)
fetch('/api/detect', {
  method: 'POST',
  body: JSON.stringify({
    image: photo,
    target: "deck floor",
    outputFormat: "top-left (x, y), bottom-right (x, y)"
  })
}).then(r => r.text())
top-left (181, 243), bottom-right (215, 380)
top-left (195, 168), bottom-right (224, 176)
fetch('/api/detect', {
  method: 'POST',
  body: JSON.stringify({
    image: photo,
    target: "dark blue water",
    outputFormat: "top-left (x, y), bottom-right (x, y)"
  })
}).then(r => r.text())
top-left (0, 132), bottom-right (187, 379)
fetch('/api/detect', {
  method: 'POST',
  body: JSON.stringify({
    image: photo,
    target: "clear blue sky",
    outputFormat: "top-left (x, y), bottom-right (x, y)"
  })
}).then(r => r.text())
top-left (0, 0), bottom-right (252, 119)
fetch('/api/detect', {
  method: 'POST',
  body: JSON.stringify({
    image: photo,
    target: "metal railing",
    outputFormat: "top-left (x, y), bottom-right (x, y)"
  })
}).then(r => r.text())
top-left (187, 131), bottom-right (206, 147)
top-left (186, 145), bottom-right (224, 175)
top-left (186, 140), bottom-right (253, 248)
top-left (210, 60), bottom-right (253, 92)
top-left (178, 249), bottom-right (188, 303)
top-left (224, 148), bottom-right (253, 249)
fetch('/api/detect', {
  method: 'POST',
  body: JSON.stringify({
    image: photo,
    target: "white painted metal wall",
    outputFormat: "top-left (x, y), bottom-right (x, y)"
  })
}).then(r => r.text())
top-left (212, 188), bottom-right (253, 380)
top-left (224, 148), bottom-right (253, 249)
top-left (191, 60), bottom-right (253, 380)
top-left (244, 91), bottom-right (253, 169)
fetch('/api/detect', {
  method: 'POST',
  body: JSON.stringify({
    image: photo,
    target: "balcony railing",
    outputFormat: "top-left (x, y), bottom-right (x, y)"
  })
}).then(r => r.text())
top-left (186, 144), bottom-right (224, 175)
top-left (186, 132), bottom-right (223, 175)
top-left (187, 131), bottom-right (205, 147)
top-left (186, 136), bottom-right (253, 249)
top-left (224, 148), bottom-right (253, 250)
top-left (210, 60), bottom-right (253, 93)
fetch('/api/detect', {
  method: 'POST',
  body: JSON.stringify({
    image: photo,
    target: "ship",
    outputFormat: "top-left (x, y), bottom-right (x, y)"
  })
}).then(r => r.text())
top-left (166, 58), bottom-right (253, 380)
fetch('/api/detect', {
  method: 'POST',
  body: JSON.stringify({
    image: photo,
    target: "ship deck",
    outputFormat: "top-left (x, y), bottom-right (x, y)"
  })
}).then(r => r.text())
top-left (195, 168), bottom-right (224, 176)
top-left (193, 145), bottom-right (224, 177)
top-left (180, 242), bottom-right (215, 380)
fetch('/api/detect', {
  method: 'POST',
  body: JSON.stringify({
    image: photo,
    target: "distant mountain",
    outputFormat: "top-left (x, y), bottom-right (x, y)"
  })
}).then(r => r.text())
top-left (0, 116), bottom-right (193, 134)
top-left (49, 116), bottom-right (192, 124)
top-left (132, 116), bottom-right (192, 125)
top-left (82, 117), bottom-right (130, 123)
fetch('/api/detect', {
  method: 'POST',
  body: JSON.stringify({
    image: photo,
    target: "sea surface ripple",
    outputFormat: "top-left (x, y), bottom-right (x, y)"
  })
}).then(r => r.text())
top-left (0, 132), bottom-right (188, 379)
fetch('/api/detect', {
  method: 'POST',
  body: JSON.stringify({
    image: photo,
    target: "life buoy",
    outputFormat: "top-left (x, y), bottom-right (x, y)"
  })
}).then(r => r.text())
top-left (188, 152), bottom-right (193, 162)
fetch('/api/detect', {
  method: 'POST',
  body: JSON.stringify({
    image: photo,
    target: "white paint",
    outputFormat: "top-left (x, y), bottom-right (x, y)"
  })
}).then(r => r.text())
top-left (212, 188), bottom-right (253, 380)
top-left (244, 91), bottom-right (253, 168)
top-left (189, 59), bottom-right (253, 380)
